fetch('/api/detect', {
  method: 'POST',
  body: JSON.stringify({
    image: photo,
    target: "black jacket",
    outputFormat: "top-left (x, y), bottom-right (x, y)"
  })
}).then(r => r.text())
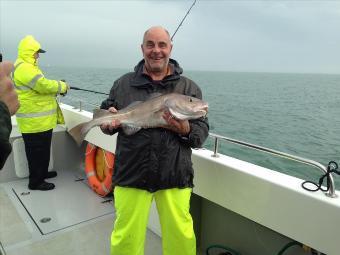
top-left (0, 101), bottom-right (12, 169)
top-left (101, 59), bottom-right (209, 192)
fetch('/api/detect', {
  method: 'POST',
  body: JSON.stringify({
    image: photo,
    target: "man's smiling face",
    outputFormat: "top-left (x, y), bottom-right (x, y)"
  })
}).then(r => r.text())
top-left (141, 27), bottom-right (173, 74)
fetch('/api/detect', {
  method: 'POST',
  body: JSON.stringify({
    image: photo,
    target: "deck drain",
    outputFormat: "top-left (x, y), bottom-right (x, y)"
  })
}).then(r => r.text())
top-left (40, 217), bottom-right (52, 223)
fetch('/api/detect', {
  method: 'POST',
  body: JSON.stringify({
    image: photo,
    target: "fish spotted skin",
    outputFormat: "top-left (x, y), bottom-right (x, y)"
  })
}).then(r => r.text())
top-left (68, 93), bottom-right (208, 145)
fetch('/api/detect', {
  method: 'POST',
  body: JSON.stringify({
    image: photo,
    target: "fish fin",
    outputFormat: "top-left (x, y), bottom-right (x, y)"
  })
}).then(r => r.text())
top-left (93, 108), bottom-right (112, 119)
top-left (125, 101), bottom-right (143, 109)
top-left (117, 101), bottom-right (143, 114)
top-left (122, 125), bottom-right (141, 135)
top-left (68, 121), bottom-right (92, 146)
top-left (147, 92), bottom-right (163, 99)
top-left (116, 93), bottom-right (163, 114)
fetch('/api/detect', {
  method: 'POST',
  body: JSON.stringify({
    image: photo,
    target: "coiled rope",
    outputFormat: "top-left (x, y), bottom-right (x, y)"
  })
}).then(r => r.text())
top-left (302, 161), bottom-right (339, 192)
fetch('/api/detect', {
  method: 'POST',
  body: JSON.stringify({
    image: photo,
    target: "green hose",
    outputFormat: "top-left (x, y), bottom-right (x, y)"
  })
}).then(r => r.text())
top-left (206, 240), bottom-right (305, 255)
top-left (206, 244), bottom-right (241, 255)
top-left (277, 241), bottom-right (302, 255)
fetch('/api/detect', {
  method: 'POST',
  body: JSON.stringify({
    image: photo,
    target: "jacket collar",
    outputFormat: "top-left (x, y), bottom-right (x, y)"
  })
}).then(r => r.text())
top-left (131, 58), bottom-right (183, 88)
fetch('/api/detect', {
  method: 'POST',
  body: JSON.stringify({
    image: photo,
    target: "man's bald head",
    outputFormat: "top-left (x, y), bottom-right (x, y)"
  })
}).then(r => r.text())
top-left (142, 26), bottom-right (171, 44)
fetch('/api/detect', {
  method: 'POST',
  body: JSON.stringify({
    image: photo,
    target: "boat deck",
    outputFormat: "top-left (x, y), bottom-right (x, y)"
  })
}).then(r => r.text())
top-left (0, 170), bottom-right (162, 255)
top-left (3, 110), bottom-right (339, 255)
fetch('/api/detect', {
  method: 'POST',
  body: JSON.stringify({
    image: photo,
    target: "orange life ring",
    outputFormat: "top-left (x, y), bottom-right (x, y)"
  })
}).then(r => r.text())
top-left (85, 143), bottom-right (115, 196)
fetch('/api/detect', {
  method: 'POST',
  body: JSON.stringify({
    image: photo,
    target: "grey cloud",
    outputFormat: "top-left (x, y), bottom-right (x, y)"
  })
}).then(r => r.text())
top-left (1, 0), bottom-right (340, 74)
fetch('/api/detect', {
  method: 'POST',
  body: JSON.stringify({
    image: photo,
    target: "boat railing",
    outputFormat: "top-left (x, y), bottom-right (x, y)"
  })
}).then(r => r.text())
top-left (209, 133), bottom-right (337, 198)
top-left (60, 98), bottom-right (336, 198)
top-left (58, 95), bottom-right (100, 112)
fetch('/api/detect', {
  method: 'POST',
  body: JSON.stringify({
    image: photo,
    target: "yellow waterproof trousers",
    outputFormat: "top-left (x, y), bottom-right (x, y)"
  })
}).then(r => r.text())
top-left (111, 186), bottom-right (196, 255)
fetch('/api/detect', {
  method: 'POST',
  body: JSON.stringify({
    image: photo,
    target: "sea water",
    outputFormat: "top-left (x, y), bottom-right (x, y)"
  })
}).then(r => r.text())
top-left (44, 66), bottom-right (340, 188)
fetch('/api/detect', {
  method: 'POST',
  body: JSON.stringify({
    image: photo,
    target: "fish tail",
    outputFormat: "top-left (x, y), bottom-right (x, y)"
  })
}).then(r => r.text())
top-left (68, 121), bottom-right (92, 146)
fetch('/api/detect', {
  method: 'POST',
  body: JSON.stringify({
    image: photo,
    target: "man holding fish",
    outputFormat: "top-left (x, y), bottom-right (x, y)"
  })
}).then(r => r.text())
top-left (0, 60), bottom-right (20, 170)
top-left (100, 26), bottom-right (209, 255)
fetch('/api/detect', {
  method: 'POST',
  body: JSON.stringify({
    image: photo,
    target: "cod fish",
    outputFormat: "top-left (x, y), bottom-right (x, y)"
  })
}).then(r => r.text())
top-left (68, 93), bottom-right (208, 145)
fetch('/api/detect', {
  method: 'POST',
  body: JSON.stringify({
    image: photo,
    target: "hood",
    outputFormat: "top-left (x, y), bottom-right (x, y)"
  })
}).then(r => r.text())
top-left (132, 58), bottom-right (183, 87)
top-left (17, 35), bottom-right (43, 65)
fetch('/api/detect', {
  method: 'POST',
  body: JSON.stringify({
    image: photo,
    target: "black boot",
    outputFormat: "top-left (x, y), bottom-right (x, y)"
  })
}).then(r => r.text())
top-left (45, 171), bottom-right (57, 179)
top-left (28, 181), bottom-right (55, 191)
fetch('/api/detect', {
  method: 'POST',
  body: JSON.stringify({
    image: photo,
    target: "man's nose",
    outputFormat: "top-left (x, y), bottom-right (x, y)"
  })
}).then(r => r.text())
top-left (153, 46), bottom-right (161, 52)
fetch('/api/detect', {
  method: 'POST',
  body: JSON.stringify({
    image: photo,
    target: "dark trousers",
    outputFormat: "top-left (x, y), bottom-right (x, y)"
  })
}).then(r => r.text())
top-left (22, 129), bottom-right (53, 187)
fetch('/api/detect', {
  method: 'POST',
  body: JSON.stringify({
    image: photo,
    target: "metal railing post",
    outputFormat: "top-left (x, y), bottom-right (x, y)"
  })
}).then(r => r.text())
top-left (79, 101), bottom-right (83, 112)
top-left (212, 136), bottom-right (219, 157)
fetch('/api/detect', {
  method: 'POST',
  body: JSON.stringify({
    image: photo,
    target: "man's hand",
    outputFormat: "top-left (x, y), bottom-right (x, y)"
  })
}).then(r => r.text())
top-left (162, 110), bottom-right (190, 135)
top-left (0, 61), bottom-right (19, 115)
top-left (100, 107), bottom-right (121, 133)
top-left (60, 79), bottom-right (69, 96)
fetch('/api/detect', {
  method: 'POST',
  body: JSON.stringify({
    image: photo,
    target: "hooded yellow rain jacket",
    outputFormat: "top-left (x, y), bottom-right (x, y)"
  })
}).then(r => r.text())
top-left (12, 35), bottom-right (68, 133)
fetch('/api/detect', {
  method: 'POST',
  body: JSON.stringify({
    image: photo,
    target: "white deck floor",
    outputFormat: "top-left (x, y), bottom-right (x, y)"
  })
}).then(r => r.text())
top-left (9, 170), bottom-right (114, 235)
top-left (0, 170), bottom-right (162, 255)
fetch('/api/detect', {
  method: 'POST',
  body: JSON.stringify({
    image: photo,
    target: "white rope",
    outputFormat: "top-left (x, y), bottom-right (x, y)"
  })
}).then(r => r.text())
top-left (103, 148), bottom-right (111, 169)
top-left (85, 143), bottom-right (96, 156)
top-left (85, 143), bottom-right (113, 180)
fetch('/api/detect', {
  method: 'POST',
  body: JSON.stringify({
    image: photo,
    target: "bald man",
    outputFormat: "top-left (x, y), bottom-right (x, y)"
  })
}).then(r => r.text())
top-left (100, 26), bottom-right (209, 255)
top-left (0, 61), bottom-right (19, 169)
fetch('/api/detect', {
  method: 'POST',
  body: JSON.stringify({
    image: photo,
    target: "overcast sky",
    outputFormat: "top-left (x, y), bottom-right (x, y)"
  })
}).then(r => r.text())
top-left (1, 0), bottom-right (340, 74)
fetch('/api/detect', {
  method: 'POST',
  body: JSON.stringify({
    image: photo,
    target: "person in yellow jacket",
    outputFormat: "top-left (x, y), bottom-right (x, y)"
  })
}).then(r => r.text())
top-left (12, 35), bottom-right (69, 191)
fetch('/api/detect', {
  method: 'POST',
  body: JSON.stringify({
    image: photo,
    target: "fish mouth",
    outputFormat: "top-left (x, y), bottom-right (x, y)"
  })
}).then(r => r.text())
top-left (197, 109), bottom-right (208, 117)
top-left (194, 104), bottom-right (208, 116)
top-left (202, 104), bottom-right (208, 113)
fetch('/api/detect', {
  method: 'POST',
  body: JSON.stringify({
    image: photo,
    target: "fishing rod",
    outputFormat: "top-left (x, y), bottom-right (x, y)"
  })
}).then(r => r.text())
top-left (70, 86), bottom-right (109, 95)
top-left (171, 0), bottom-right (197, 41)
